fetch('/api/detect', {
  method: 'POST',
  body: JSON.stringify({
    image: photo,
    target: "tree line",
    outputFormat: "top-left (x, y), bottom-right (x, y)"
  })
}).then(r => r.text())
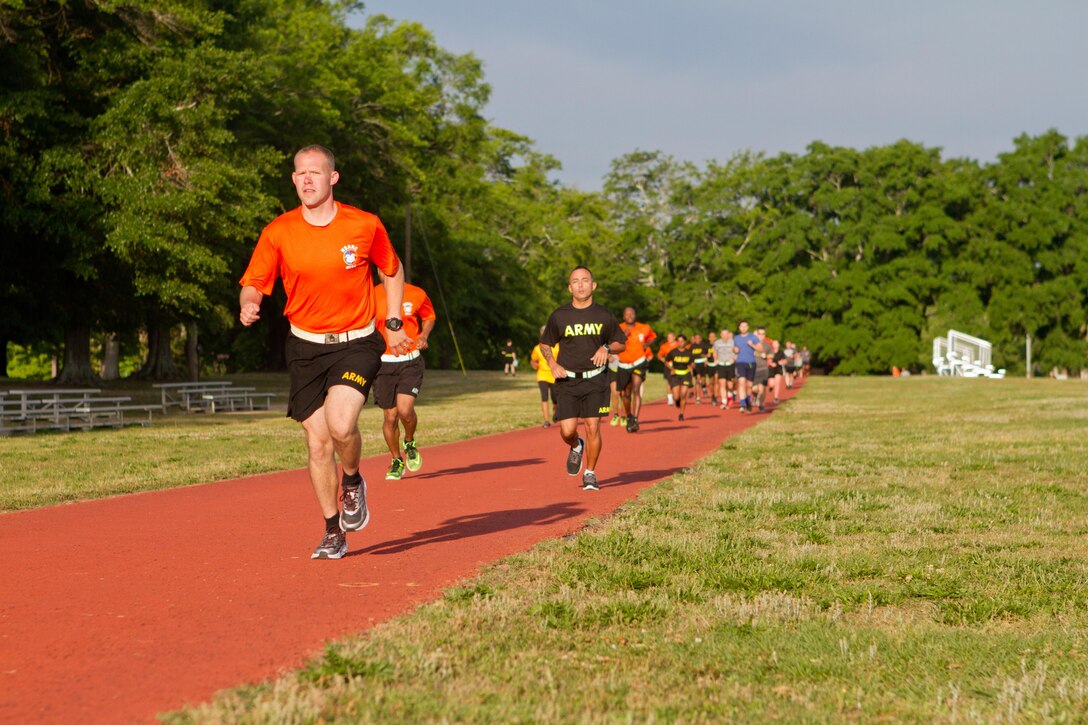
top-left (2, 1), bottom-right (1085, 380)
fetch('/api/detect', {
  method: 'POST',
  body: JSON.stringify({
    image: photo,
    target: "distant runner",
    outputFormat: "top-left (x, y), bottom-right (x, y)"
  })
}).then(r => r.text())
top-left (664, 333), bottom-right (694, 421)
top-left (733, 320), bottom-right (758, 414)
top-left (530, 327), bottom-right (559, 428)
top-left (501, 339), bottom-right (517, 376)
top-left (616, 306), bottom-right (656, 433)
top-left (713, 328), bottom-right (736, 409)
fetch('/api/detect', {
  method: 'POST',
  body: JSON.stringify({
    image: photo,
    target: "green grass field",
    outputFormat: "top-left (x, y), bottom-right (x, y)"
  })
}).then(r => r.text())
top-left (6, 375), bottom-right (1088, 721)
top-left (0, 370), bottom-right (589, 511)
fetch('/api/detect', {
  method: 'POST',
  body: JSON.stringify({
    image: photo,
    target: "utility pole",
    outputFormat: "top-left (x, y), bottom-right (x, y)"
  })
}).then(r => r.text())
top-left (404, 199), bottom-right (412, 284)
top-left (1026, 333), bottom-right (1032, 378)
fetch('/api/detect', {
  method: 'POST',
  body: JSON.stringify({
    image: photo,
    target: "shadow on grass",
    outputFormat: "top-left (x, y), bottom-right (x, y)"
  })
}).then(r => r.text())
top-left (355, 501), bottom-right (586, 555)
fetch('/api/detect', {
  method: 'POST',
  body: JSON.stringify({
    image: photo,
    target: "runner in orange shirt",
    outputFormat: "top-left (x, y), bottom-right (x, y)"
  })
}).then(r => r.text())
top-left (616, 306), bottom-right (656, 433)
top-left (373, 281), bottom-right (436, 480)
top-left (239, 145), bottom-right (410, 560)
top-left (656, 331), bottom-right (679, 407)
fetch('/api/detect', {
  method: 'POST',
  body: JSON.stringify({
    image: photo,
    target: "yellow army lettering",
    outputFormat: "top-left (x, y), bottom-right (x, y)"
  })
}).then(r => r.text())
top-left (341, 371), bottom-right (367, 385)
top-left (563, 323), bottom-right (604, 337)
top-left (598, 406), bottom-right (611, 414)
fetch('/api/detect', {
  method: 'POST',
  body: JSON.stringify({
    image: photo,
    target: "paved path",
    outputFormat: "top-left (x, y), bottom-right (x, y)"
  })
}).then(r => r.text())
top-left (0, 388), bottom-right (799, 723)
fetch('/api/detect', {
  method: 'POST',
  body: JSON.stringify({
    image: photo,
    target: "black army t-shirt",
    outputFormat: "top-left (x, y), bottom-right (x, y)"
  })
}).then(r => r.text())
top-left (666, 346), bottom-right (693, 374)
top-left (540, 302), bottom-right (625, 373)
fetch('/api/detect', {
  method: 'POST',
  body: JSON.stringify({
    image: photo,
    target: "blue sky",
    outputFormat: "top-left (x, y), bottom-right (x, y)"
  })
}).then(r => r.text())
top-left (354, 2), bottom-right (1087, 189)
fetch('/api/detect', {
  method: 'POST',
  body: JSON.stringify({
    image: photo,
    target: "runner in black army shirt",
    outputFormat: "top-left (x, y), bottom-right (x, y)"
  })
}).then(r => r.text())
top-left (664, 334), bottom-right (695, 421)
top-left (689, 333), bottom-right (710, 404)
top-left (540, 266), bottom-right (626, 491)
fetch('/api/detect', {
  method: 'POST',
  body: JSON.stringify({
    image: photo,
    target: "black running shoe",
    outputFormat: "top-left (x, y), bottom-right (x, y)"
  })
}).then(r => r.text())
top-left (582, 471), bottom-right (600, 491)
top-left (339, 478), bottom-right (370, 531)
top-left (678, 414), bottom-right (685, 421)
top-left (625, 415), bottom-right (639, 433)
top-left (311, 529), bottom-right (347, 559)
top-left (566, 437), bottom-right (585, 476)
top-left (758, 404), bottom-right (765, 413)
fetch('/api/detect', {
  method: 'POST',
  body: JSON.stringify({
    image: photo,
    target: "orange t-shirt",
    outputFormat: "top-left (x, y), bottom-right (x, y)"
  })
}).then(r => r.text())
top-left (373, 282), bottom-right (436, 355)
top-left (657, 340), bottom-right (679, 362)
top-left (239, 203), bottom-right (400, 333)
top-left (618, 321), bottom-right (656, 364)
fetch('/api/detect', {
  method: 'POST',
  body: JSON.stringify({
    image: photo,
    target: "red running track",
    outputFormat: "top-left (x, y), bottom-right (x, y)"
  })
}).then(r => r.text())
top-left (0, 388), bottom-right (800, 723)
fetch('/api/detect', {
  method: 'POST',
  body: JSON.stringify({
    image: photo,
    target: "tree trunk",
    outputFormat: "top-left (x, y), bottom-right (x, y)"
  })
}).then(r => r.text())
top-left (57, 325), bottom-right (101, 386)
top-left (185, 321), bottom-right (199, 382)
top-left (136, 321), bottom-right (182, 380)
top-left (100, 333), bottom-right (120, 381)
top-left (0, 335), bottom-right (8, 378)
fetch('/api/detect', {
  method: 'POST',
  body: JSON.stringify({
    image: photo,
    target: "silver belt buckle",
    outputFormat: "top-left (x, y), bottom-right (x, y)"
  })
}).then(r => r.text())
top-left (325, 333), bottom-right (339, 344)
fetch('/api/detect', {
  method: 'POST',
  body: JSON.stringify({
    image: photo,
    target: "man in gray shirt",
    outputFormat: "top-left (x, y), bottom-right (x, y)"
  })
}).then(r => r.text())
top-left (712, 329), bottom-right (736, 409)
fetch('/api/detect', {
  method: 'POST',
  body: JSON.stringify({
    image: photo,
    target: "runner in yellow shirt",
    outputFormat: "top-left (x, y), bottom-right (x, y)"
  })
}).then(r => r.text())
top-left (530, 327), bottom-right (559, 427)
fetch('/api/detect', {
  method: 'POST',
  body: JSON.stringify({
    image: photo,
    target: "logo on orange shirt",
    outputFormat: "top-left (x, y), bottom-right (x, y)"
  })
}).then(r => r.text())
top-left (340, 245), bottom-right (360, 269)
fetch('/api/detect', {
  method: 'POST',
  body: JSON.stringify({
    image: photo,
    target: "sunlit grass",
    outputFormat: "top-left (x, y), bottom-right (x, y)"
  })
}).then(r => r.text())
top-left (160, 376), bottom-right (1088, 722)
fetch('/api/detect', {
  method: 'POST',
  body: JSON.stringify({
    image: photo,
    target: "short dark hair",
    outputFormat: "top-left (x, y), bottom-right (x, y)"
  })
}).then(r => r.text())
top-left (295, 145), bottom-right (336, 171)
top-left (570, 265), bottom-right (593, 280)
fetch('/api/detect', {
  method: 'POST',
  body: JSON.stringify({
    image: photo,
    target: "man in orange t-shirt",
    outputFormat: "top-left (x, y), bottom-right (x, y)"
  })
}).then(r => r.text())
top-left (239, 145), bottom-right (410, 560)
top-left (372, 282), bottom-right (436, 480)
top-left (656, 331), bottom-right (679, 407)
top-left (616, 306), bottom-right (656, 433)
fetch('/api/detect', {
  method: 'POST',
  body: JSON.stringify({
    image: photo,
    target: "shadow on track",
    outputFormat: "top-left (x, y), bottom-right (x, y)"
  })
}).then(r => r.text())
top-left (357, 501), bottom-right (585, 555)
top-left (602, 466), bottom-right (687, 490)
top-left (410, 457), bottom-right (546, 480)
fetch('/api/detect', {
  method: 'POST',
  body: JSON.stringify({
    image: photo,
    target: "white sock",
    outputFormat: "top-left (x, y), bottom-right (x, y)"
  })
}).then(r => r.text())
top-left (667, 393), bottom-right (674, 405)
top-left (584, 469), bottom-right (594, 476)
top-left (573, 440), bottom-right (584, 452)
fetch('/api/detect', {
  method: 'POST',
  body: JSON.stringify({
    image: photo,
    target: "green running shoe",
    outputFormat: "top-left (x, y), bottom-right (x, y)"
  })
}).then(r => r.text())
top-left (386, 457), bottom-right (406, 480)
top-left (404, 440), bottom-right (422, 472)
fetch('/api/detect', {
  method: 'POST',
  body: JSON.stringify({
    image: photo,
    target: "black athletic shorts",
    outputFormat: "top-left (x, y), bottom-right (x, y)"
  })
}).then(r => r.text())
top-left (373, 355), bottom-right (425, 409)
top-left (537, 380), bottom-right (556, 403)
top-left (615, 360), bottom-right (648, 391)
top-left (692, 361), bottom-right (708, 376)
top-left (736, 362), bottom-right (756, 381)
top-left (285, 329), bottom-right (385, 422)
top-left (719, 363), bottom-right (736, 381)
top-left (554, 375), bottom-right (611, 420)
top-left (668, 372), bottom-right (693, 388)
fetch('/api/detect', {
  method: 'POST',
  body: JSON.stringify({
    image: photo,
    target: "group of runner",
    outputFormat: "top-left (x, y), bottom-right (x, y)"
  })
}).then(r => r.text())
top-left (528, 266), bottom-right (810, 492)
top-left (237, 143), bottom-right (811, 558)
top-left (651, 323), bottom-right (810, 418)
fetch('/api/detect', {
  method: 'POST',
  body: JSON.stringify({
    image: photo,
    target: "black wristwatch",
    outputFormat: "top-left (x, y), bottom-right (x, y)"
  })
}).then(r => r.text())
top-left (385, 317), bottom-right (403, 331)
